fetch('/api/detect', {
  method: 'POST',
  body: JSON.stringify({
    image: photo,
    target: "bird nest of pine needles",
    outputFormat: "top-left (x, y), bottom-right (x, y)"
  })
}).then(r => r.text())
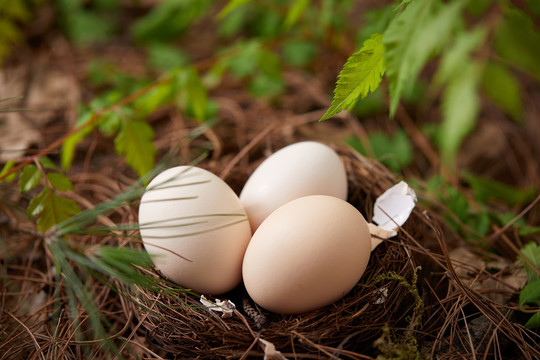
top-left (2, 116), bottom-right (539, 360)
top-left (125, 144), bottom-right (449, 359)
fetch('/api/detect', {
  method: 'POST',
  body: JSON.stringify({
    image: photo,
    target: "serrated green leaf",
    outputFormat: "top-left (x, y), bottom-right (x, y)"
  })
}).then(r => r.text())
top-left (28, 187), bottom-right (81, 231)
top-left (114, 119), bottom-right (156, 177)
top-left (463, 171), bottom-right (536, 206)
top-left (46, 173), bottom-right (74, 192)
top-left (525, 311), bottom-right (540, 329)
top-left (521, 242), bottom-right (540, 283)
top-left (19, 164), bottom-right (41, 192)
top-left (481, 62), bottom-right (524, 122)
top-left (520, 279), bottom-right (540, 308)
top-left (284, 0), bottom-right (310, 30)
top-left (436, 26), bottom-right (487, 86)
top-left (438, 62), bottom-right (480, 165)
top-left (383, 0), bottom-right (463, 116)
top-left (321, 33), bottom-right (385, 121)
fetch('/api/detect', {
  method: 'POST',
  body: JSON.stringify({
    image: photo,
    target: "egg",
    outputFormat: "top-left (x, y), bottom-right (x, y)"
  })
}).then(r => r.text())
top-left (138, 165), bottom-right (251, 295)
top-left (242, 195), bottom-right (371, 314)
top-left (240, 141), bottom-right (347, 232)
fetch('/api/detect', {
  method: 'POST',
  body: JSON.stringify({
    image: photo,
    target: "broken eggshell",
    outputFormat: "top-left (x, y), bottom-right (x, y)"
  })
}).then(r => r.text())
top-left (369, 181), bottom-right (417, 250)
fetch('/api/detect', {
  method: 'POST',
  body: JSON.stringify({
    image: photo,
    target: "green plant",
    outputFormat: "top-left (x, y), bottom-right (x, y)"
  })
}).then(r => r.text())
top-left (519, 242), bottom-right (540, 328)
top-left (369, 266), bottom-right (424, 359)
top-left (322, 0), bottom-right (540, 169)
top-left (0, 0), bottom-right (36, 65)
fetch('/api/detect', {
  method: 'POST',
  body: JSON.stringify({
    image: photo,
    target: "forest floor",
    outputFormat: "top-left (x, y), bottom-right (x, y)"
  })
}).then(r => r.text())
top-left (1, 1), bottom-right (539, 359)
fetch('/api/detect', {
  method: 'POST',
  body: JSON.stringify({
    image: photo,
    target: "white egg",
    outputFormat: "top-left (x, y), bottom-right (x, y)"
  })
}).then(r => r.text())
top-left (240, 141), bottom-right (347, 232)
top-left (242, 195), bottom-right (371, 314)
top-left (138, 166), bottom-right (251, 295)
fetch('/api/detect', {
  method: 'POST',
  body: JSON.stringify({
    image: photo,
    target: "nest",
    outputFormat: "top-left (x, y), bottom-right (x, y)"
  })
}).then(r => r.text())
top-left (128, 146), bottom-right (447, 359)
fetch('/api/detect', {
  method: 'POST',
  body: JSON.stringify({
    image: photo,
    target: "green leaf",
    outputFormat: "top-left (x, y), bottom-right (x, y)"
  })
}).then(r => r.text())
top-left (519, 226), bottom-right (540, 236)
top-left (520, 279), bottom-right (540, 308)
top-left (217, 0), bottom-right (252, 20)
top-left (284, 0), bottom-right (310, 30)
top-left (61, 111), bottom-right (95, 170)
top-left (133, 82), bottom-right (175, 117)
top-left (228, 41), bottom-right (261, 77)
top-left (481, 62), bottom-right (524, 122)
top-left (321, 33), bottom-right (385, 121)
top-left (250, 72), bottom-right (285, 98)
top-left (436, 26), bottom-right (487, 86)
top-left (520, 242), bottom-right (540, 283)
top-left (495, 8), bottom-right (540, 82)
top-left (282, 39), bottom-right (318, 67)
top-left (525, 311), bottom-right (540, 329)
top-left (131, 0), bottom-right (212, 43)
top-left (0, 160), bottom-right (16, 182)
top-left (28, 187), bottom-right (81, 232)
top-left (146, 43), bottom-right (190, 71)
top-left (19, 164), bottom-right (41, 192)
top-left (38, 157), bottom-right (58, 170)
top-left (46, 173), bottom-right (74, 192)
top-left (184, 69), bottom-right (208, 122)
top-left (383, 0), bottom-right (463, 116)
top-left (526, 0), bottom-right (540, 15)
top-left (217, 4), bottom-right (248, 38)
top-left (114, 119), bottom-right (156, 177)
top-left (463, 172), bottom-right (536, 207)
top-left (347, 130), bottom-right (413, 172)
top-left (438, 62), bottom-right (480, 165)
top-left (63, 10), bottom-right (115, 44)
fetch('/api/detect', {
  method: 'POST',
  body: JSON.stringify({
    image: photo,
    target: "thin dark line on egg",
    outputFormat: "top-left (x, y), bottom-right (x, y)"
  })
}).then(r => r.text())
top-left (148, 180), bottom-right (211, 191)
top-left (139, 213), bottom-right (247, 227)
top-left (143, 243), bottom-right (193, 262)
top-left (142, 218), bottom-right (249, 239)
top-left (139, 221), bottom-right (207, 230)
top-left (141, 196), bottom-right (198, 203)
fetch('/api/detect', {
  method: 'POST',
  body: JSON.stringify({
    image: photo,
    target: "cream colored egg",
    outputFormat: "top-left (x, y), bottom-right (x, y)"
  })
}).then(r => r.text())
top-left (240, 141), bottom-right (347, 232)
top-left (242, 195), bottom-right (371, 314)
top-left (138, 166), bottom-right (251, 295)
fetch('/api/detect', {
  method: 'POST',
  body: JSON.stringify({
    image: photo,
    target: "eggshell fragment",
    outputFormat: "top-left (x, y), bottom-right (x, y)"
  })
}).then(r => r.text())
top-left (138, 166), bottom-right (251, 295)
top-left (242, 195), bottom-right (371, 314)
top-left (240, 141), bottom-right (347, 232)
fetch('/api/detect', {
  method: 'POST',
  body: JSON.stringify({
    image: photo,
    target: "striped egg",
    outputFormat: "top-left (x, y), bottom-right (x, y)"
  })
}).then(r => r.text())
top-left (138, 166), bottom-right (251, 295)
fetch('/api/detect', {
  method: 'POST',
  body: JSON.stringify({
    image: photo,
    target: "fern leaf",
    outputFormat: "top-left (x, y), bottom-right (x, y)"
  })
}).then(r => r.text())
top-left (384, 0), bottom-right (463, 116)
top-left (114, 118), bottom-right (156, 177)
top-left (321, 33), bottom-right (385, 121)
